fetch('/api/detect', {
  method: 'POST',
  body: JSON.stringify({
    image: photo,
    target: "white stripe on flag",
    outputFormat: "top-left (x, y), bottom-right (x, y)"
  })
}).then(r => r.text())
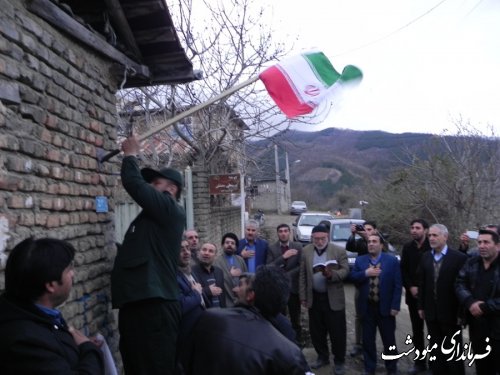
top-left (278, 54), bottom-right (330, 106)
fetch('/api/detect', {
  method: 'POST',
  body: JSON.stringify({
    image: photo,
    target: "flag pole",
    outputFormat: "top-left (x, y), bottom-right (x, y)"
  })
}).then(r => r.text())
top-left (99, 75), bottom-right (260, 163)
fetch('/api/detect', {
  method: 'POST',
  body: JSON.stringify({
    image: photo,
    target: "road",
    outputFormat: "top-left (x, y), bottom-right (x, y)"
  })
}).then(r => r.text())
top-left (260, 213), bottom-right (475, 374)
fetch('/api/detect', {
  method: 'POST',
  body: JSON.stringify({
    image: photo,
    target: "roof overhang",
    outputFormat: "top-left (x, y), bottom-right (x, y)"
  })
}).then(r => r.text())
top-left (28, 0), bottom-right (199, 88)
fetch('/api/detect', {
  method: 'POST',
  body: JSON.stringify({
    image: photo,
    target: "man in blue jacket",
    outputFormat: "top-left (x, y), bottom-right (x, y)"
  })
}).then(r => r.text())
top-left (111, 135), bottom-right (186, 375)
top-left (350, 233), bottom-right (402, 375)
top-left (237, 219), bottom-right (269, 273)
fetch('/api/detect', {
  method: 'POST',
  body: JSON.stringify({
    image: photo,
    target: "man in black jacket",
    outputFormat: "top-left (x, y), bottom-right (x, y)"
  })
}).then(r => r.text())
top-left (0, 237), bottom-right (104, 374)
top-left (455, 229), bottom-right (500, 374)
top-left (400, 219), bottom-right (431, 375)
top-left (192, 242), bottom-right (226, 308)
top-left (111, 135), bottom-right (186, 375)
top-left (418, 224), bottom-right (466, 375)
top-left (267, 223), bottom-right (303, 343)
top-left (185, 265), bottom-right (309, 374)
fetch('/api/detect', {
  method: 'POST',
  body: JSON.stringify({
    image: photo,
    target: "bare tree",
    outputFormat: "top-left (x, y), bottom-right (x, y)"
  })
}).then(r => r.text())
top-left (363, 119), bottom-right (500, 247)
top-left (117, 0), bottom-right (293, 174)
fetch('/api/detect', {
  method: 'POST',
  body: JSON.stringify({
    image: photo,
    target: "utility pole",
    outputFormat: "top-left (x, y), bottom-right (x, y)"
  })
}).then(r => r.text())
top-left (285, 151), bottom-right (291, 206)
top-left (274, 144), bottom-right (281, 214)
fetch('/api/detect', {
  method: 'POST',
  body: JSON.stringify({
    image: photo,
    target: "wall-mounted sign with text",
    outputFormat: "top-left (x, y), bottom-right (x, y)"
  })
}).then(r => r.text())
top-left (209, 174), bottom-right (240, 194)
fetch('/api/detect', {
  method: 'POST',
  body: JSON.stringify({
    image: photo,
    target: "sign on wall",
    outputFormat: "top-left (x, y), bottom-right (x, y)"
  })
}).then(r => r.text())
top-left (209, 174), bottom-right (240, 194)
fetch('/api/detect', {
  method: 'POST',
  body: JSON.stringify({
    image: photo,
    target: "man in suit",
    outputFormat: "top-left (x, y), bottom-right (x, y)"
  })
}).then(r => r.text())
top-left (176, 240), bottom-right (205, 373)
top-left (400, 218), bottom-right (431, 375)
top-left (192, 243), bottom-right (226, 308)
top-left (299, 225), bottom-right (349, 375)
top-left (346, 220), bottom-right (378, 358)
top-left (267, 223), bottom-right (303, 343)
top-left (184, 229), bottom-right (200, 262)
top-left (350, 233), bottom-right (402, 375)
top-left (237, 219), bottom-right (270, 273)
top-left (213, 233), bottom-right (247, 307)
top-left (418, 223), bottom-right (467, 375)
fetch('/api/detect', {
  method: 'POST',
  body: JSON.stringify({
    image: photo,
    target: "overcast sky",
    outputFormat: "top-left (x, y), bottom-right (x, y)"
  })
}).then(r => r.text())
top-left (260, 0), bottom-right (500, 135)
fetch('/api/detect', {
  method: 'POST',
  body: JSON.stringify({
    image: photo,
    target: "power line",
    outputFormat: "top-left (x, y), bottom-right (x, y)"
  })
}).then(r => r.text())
top-left (333, 0), bottom-right (449, 57)
top-left (462, 0), bottom-right (486, 19)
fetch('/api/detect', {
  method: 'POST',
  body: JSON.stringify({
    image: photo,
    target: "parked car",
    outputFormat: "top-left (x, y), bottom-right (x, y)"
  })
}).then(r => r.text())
top-left (290, 201), bottom-right (307, 215)
top-left (326, 218), bottom-right (400, 269)
top-left (292, 212), bottom-right (334, 243)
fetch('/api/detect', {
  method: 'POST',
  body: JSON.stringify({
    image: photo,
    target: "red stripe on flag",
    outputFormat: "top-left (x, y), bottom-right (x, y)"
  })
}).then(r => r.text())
top-left (259, 66), bottom-right (314, 118)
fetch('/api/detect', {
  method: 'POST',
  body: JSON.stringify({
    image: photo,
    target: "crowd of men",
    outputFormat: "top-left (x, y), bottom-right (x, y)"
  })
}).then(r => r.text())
top-left (0, 135), bottom-right (499, 375)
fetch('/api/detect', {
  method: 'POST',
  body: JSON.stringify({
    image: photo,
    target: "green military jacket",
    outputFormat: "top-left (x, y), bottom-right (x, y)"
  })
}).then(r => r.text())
top-left (111, 156), bottom-right (186, 308)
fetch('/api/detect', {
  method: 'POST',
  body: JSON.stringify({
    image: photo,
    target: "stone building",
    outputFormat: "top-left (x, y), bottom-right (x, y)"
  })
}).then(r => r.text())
top-left (0, 0), bottom-right (196, 366)
top-left (250, 177), bottom-right (290, 214)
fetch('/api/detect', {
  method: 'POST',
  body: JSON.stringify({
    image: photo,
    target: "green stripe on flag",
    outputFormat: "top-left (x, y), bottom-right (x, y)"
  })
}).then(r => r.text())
top-left (303, 52), bottom-right (341, 87)
top-left (340, 65), bottom-right (363, 81)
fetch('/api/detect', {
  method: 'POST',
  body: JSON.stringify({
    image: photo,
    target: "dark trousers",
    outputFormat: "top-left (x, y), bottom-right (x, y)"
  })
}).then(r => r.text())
top-left (426, 320), bottom-right (465, 375)
top-left (309, 291), bottom-right (346, 364)
top-left (119, 298), bottom-right (181, 375)
top-left (287, 292), bottom-right (302, 341)
top-left (354, 286), bottom-right (363, 345)
top-left (470, 319), bottom-right (500, 375)
top-left (362, 303), bottom-right (397, 373)
top-left (407, 295), bottom-right (426, 368)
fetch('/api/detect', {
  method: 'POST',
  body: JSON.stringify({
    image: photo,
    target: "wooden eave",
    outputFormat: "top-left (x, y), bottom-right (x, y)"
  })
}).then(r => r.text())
top-left (27, 0), bottom-right (197, 88)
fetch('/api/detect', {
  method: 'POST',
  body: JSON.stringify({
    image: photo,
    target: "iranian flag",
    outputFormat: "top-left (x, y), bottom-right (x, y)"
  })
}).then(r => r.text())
top-left (259, 50), bottom-right (362, 118)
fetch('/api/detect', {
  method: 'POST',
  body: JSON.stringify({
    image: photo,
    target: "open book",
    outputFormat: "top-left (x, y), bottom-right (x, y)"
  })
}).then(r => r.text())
top-left (313, 259), bottom-right (339, 273)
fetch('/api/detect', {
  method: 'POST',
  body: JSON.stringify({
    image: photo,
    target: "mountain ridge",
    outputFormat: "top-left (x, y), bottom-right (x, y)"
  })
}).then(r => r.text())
top-left (247, 127), bottom-right (435, 210)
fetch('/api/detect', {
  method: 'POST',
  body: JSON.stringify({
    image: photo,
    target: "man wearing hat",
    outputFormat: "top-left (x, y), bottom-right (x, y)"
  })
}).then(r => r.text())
top-left (299, 224), bottom-right (349, 375)
top-left (111, 135), bottom-right (185, 375)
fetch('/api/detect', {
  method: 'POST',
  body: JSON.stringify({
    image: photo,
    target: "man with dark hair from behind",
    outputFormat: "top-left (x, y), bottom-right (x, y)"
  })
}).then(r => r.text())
top-left (250, 265), bottom-right (297, 344)
top-left (0, 237), bottom-right (104, 374)
top-left (400, 218), bottom-right (431, 375)
top-left (185, 265), bottom-right (310, 374)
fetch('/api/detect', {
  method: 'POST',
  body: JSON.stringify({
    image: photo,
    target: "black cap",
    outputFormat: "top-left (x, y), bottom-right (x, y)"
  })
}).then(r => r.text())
top-left (141, 167), bottom-right (183, 198)
top-left (311, 225), bottom-right (329, 234)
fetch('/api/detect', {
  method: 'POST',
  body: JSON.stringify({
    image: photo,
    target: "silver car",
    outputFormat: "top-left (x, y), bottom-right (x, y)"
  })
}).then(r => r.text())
top-left (292, 212), bottom-right (334, 243)
top-left (290, 201), bottom-right (307, 215)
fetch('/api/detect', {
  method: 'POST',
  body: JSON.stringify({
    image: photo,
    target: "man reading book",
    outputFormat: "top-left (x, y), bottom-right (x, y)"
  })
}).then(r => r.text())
top-left (299, 225), bottom-right (349, 375)
top-left (312, 259), bottom-right (340, 273)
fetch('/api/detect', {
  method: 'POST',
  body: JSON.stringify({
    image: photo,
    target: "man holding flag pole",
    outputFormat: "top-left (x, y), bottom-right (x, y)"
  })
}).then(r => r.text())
top-left (107, 49), bottom-right (361, 374)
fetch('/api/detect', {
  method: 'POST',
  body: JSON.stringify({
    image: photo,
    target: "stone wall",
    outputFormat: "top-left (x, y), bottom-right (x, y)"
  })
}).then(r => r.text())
top-left (0, 0), bottom-right (120, 354)
top-left (191, 164), bottom-right (241, 246)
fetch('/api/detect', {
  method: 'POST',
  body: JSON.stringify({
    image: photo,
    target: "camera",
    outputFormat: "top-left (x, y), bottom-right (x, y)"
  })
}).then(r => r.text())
top-left (355, 224), bottom-right (365, 232)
